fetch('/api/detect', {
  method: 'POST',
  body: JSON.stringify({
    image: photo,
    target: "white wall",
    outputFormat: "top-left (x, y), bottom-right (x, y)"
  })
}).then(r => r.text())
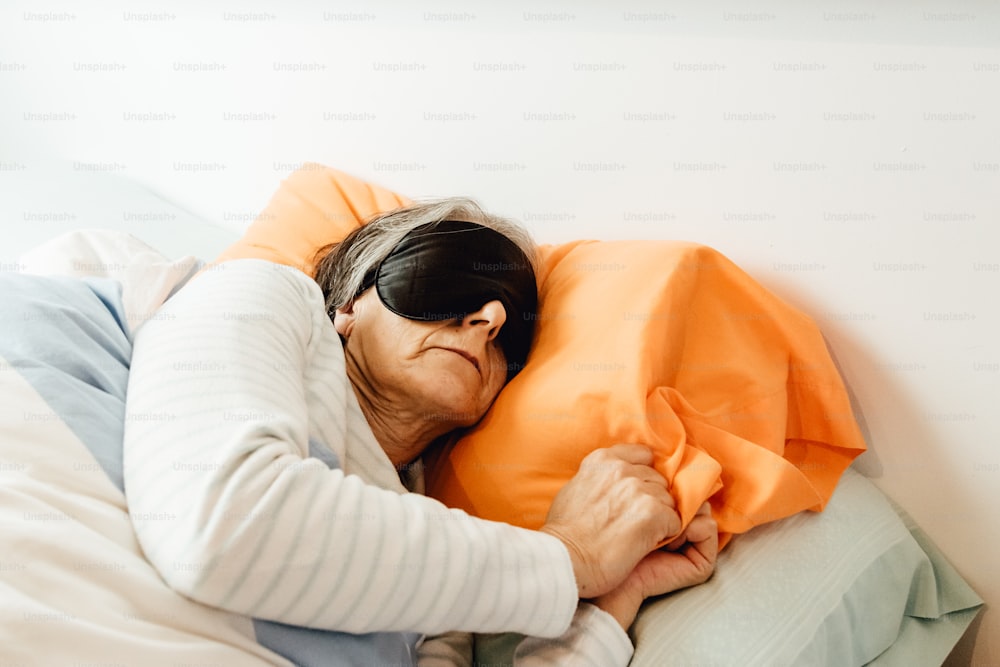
top-left (2, 2), bottom-right (997, 663)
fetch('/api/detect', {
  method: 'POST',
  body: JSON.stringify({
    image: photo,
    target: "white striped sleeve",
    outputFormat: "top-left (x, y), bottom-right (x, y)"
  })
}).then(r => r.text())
top-left (512, 603), bottom-right (635, 667)
top-left (418, 605), bottom-right (634, 667)
top-left (122, 260), bottom-right (578, 638)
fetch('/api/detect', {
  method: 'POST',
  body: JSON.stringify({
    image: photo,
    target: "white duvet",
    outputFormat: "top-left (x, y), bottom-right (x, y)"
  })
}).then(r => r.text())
top-left (0, 230), bottom-right (983, 667)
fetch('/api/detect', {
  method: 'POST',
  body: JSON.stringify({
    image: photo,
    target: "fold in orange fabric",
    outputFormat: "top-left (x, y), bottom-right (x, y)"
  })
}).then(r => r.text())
top-left (216, 164), bottom-right (867, 549)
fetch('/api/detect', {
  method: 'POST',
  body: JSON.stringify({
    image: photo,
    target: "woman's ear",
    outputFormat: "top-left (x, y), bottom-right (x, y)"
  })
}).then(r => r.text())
top-left (332, 300), bottom-right (358, 337)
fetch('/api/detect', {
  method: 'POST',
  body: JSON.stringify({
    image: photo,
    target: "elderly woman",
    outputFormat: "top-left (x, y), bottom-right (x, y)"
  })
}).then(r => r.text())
top-left (123, 198), bottom-right (717, 666)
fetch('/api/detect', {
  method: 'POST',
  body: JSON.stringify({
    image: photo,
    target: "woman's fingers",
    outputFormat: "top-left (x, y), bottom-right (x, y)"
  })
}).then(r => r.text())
top-left (665, 502), bottom-right (715, 551)
top-left (542, 445), bottom-right (681, 598)
top-left (600, 443), bottom-right (655, 466)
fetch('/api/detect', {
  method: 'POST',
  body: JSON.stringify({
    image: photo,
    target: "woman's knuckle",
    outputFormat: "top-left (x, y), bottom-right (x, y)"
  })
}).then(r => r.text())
top-left (582, 448), bottom-right (612, 469)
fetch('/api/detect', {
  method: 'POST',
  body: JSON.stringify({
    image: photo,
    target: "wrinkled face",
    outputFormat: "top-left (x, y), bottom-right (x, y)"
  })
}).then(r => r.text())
top-left (334, 289), bottom-right (510, 428)
top-left (359, 220), bottom-right (537, 376)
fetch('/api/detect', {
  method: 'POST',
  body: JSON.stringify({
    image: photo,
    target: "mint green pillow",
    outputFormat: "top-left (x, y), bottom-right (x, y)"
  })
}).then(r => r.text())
top-left (476, 468), bottom-right (982, 666)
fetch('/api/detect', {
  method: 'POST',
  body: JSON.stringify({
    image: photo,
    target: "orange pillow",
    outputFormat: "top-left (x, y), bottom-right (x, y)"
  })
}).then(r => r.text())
top-left (214, 163), bottom-right (411, 276)
top-left (218, 163), bottom-right (867, 547)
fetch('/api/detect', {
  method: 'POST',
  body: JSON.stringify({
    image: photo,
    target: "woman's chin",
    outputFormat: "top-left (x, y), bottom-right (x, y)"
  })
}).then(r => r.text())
top-left (420, 398), bottom-right (484, 427)
top-left (416, 393), bottom-right (486, 429)
top-left (410, 367), bottom-right (494, 428)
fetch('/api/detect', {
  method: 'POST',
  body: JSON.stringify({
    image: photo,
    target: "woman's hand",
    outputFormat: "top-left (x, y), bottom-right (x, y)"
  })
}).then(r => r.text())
top-left (539, 444), bottom-right (682, 599)
top-left (591, 502), bottom-right (719, 632)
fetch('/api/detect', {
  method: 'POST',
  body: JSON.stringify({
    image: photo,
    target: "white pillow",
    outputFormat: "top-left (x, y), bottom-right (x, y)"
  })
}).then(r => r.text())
top-left (17, 229), bottom-right (202, 338)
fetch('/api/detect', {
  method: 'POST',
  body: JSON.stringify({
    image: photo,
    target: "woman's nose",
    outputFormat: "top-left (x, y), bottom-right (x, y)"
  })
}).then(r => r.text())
top-left (462, 300), bottom-right (507, 340)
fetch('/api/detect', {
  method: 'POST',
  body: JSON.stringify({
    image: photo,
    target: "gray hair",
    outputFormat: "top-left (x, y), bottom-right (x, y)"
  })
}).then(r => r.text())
top-left (313, 197), bottom-right (537, 317)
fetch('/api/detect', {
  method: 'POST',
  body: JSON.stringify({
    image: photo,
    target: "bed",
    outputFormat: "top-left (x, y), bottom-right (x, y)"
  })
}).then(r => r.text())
top-left (0, 165), bottom-right (983, 665)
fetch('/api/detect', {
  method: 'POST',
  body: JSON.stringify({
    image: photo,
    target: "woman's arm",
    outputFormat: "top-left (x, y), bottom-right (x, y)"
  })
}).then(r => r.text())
top-left (515, 509), bottom-right (720, 665)
top-left (123, 260), bottom-right (578, 639)
top-left (591, 502), bottom-right (718, 632)
top-left (417, 604), bottom-right (633, 667)
top-left (512, 603), bottom-right (633, 666)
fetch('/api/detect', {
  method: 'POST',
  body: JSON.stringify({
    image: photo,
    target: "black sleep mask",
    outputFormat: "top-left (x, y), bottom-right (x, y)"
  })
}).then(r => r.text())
top-left (357, 220), bottom-right (538, 377)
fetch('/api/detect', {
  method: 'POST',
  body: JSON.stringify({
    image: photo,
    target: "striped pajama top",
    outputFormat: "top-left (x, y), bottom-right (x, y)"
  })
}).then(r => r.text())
top-left (123, 259), bottom-right (632, 666)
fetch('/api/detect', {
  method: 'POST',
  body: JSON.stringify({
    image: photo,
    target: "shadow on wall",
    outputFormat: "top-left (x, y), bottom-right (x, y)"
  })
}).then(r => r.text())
top-left (822, 320), bottom-right (984, 665)
top-left (824, 333), bottom-right (882, 478)
top-left (945, 612), bottom-right (984, 666)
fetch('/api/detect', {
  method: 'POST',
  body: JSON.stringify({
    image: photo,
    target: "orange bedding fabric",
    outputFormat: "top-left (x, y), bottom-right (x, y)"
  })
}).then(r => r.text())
top-left (216, 163), bottom-right (867, 548)
top-left (214, 163), bottom-right (411, 275)
top-left (423, 240), bottom-right (866, 548)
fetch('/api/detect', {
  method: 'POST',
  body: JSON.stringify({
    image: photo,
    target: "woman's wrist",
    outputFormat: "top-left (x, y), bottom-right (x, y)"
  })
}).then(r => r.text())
top-left (590, 586), bottom-right (643, 633)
